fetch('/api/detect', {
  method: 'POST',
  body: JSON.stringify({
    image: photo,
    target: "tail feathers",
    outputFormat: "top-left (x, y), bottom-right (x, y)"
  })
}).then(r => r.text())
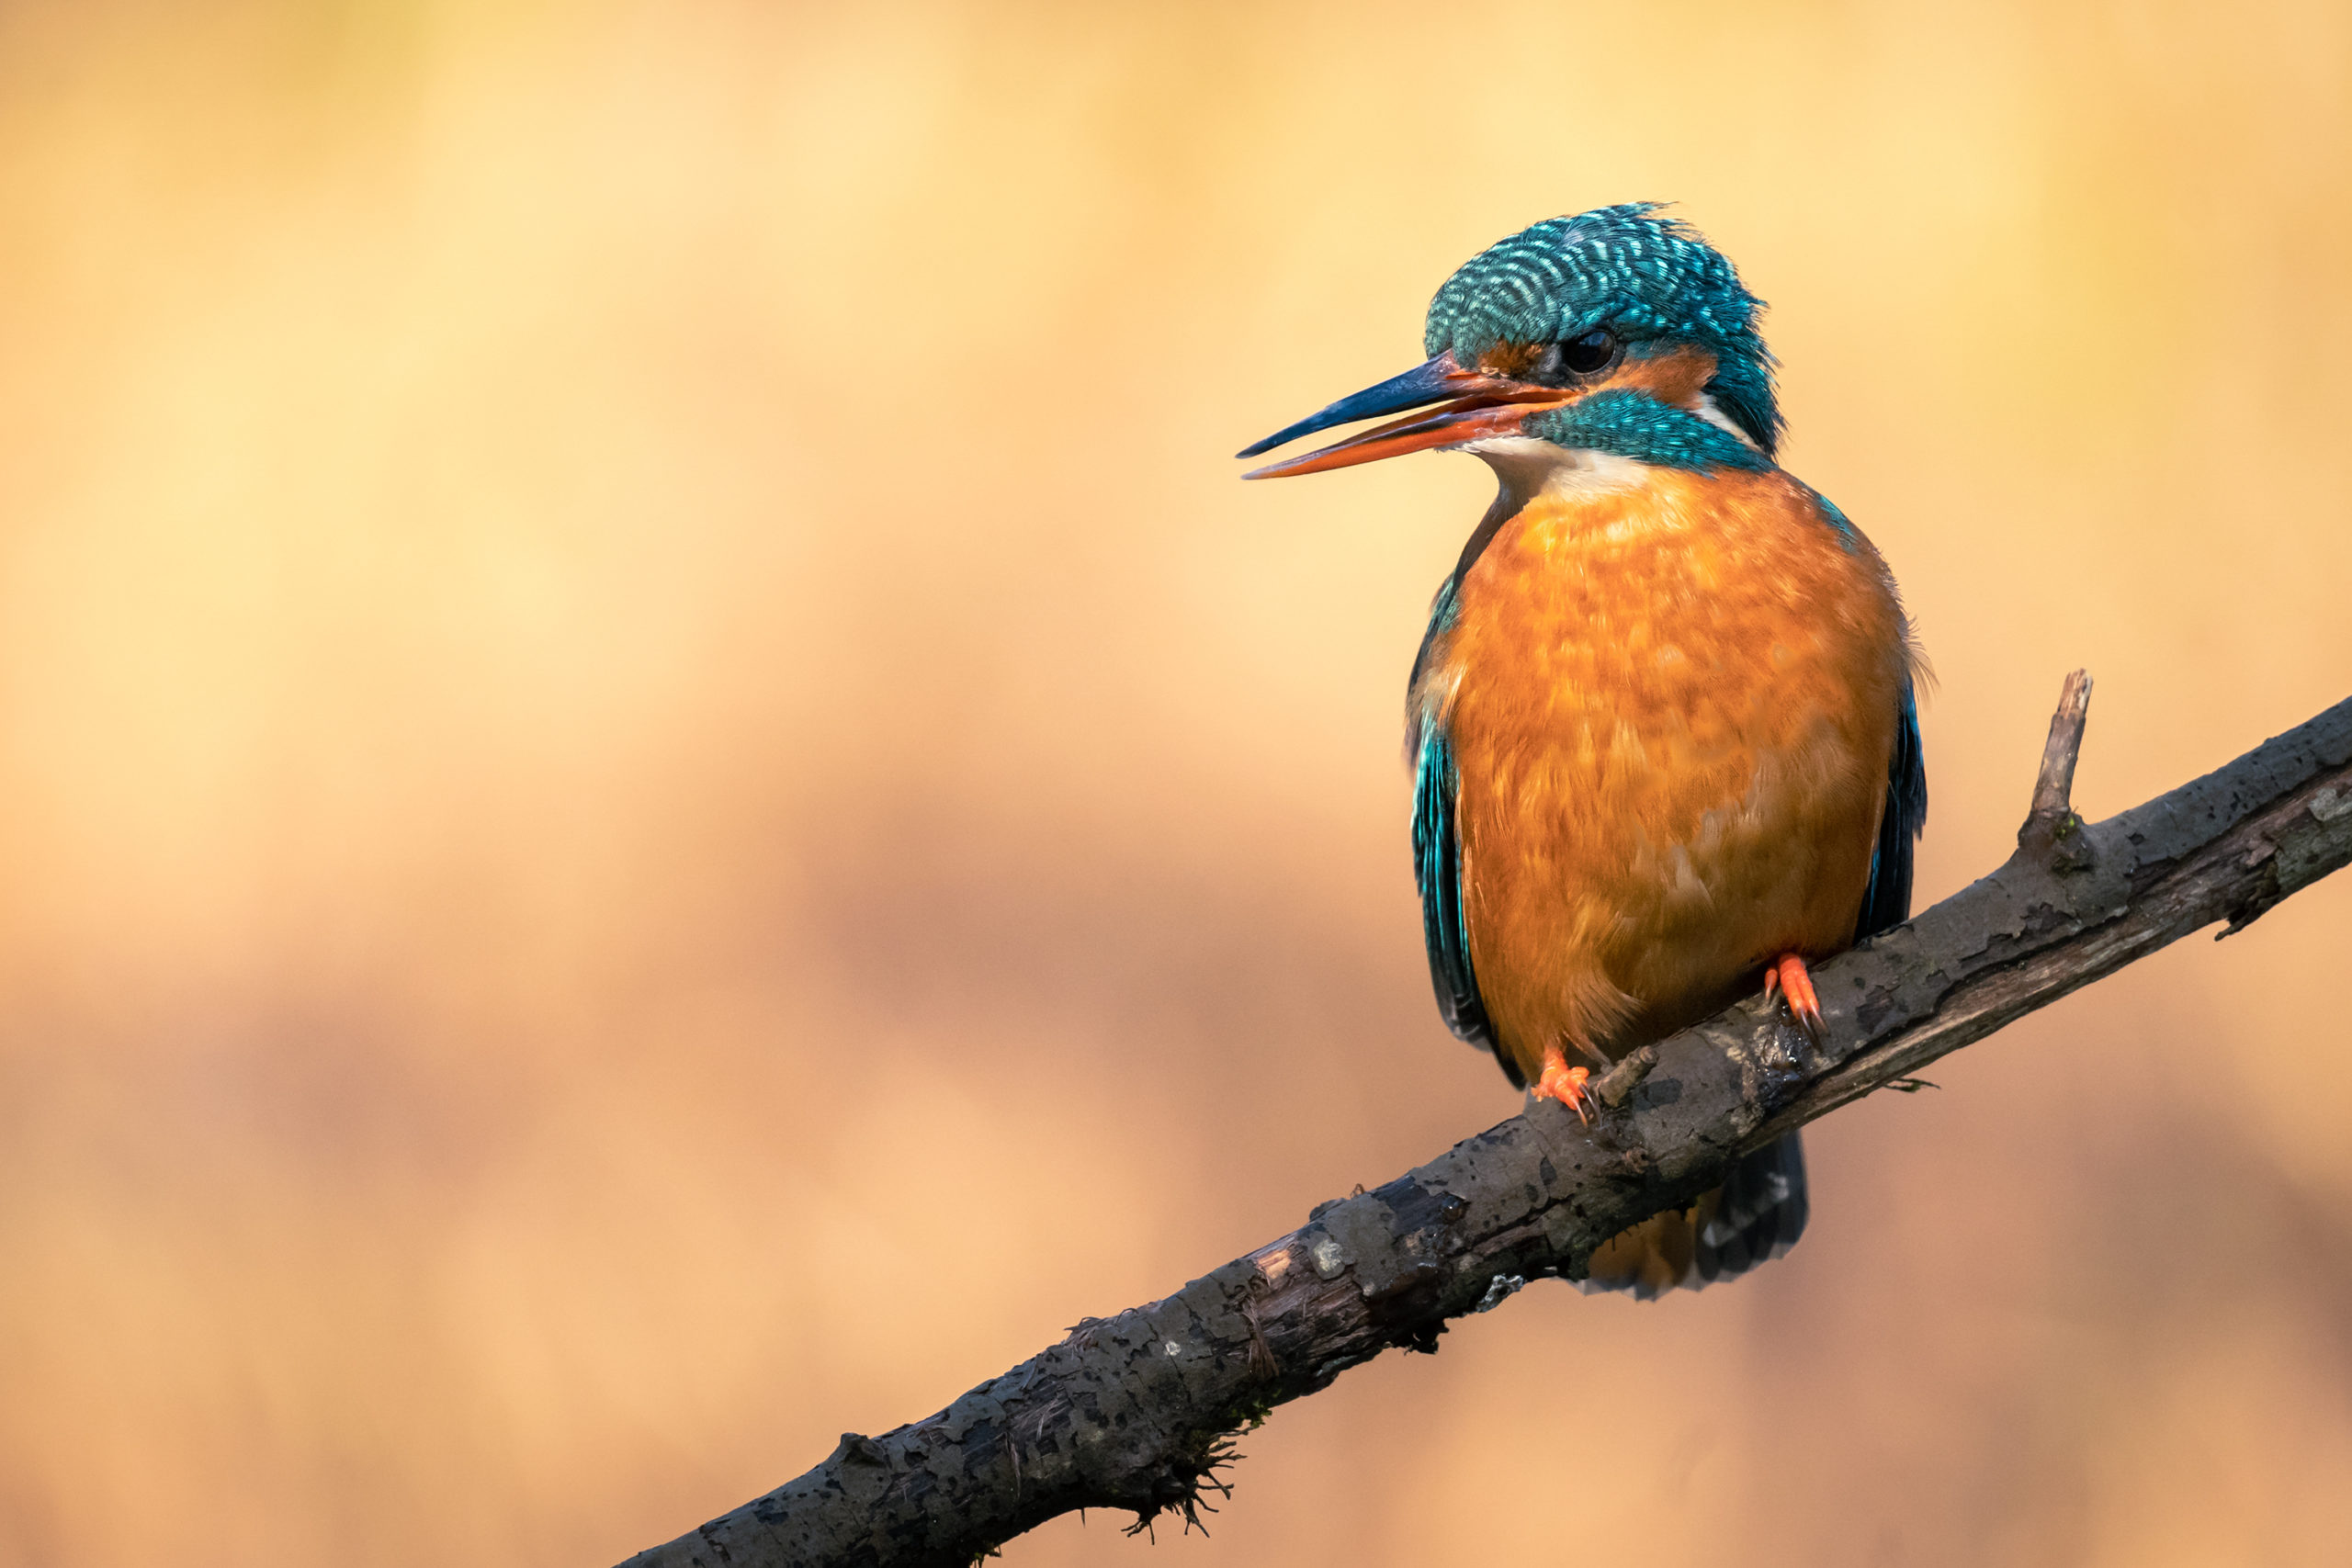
top-left (1696, 1131), bottom-right (1809, 1282)
top-left (1577, 1133), bottom-right (1809, 1300)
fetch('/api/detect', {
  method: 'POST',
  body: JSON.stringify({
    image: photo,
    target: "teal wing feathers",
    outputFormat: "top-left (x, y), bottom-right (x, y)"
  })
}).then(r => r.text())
top-left (1413, 720), bottom-right (1499, 1065)
top-left (1408, 572), bottom-right (1506, 1077)
top-left (1856, 682), bottom-right (1927, 940)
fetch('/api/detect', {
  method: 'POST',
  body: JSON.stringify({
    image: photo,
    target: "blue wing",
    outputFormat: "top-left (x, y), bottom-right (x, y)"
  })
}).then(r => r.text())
top-left (1413, 719), bottom-right (1497, 1053)
top-left (1808, 491), bottom-right (1928, 941)
top-left (1408, 574), bottom-right (1504, 1073)
top-left (1855, 680), bottom-right (1928, 941)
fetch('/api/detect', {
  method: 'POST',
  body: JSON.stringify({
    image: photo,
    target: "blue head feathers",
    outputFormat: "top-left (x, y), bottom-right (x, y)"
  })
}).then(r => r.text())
top-left (1421, 203), bottom-right (1782, 458)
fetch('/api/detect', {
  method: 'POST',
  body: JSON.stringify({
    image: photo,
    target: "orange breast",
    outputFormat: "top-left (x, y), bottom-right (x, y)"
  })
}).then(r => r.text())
top-left (1419, 465), bottom-right (1910, 1085)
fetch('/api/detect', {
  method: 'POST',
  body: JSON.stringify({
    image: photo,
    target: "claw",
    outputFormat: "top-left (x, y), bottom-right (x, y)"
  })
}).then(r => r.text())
top-left (1532, 1043), bottom-right (1595, 1124)
top-left (1766, 953), bottom-right (1826, 1043)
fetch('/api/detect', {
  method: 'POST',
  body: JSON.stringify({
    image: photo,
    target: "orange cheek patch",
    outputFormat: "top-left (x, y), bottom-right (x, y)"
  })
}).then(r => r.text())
top-left (1471, 343), bottom-right (1724, 417)
top-left (1600, 346), bottom-right (1720, 410)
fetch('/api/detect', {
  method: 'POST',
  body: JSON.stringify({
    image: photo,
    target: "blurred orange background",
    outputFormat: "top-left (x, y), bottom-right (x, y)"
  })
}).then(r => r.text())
top-left (2, 3), bottom-right (2350, 1564)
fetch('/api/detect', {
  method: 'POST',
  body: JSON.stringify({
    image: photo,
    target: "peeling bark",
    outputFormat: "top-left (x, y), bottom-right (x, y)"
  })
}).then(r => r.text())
top-left (617, 682), bottom-right (2352, 1568)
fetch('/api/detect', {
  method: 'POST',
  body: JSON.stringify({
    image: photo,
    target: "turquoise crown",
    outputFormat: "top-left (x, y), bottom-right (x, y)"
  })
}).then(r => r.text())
top-left (1421, 203), bottom-right (1782, 457)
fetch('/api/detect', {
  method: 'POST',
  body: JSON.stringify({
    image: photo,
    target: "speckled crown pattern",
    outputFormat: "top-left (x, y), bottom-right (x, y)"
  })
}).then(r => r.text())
top-left (1421, 203), bottom-right (1783, 457)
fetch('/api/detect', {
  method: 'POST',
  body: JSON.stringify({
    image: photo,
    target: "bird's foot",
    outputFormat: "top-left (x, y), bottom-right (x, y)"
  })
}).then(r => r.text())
top-left (1761, 953), bottom-right (1826, 1044)
top-left (1532, 1043), bottom-right (1595, 1125)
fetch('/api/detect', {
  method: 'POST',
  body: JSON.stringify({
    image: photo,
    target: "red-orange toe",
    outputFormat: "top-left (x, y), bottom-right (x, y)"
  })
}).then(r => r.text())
top-left (1763, 953), bottom-right (1826, 1043)
top-left (1532, 1044), bottom-right (1595, 1124)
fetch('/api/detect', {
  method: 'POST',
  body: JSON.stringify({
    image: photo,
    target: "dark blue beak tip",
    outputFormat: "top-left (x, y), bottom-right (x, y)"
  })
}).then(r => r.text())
top-left (1234, 413), bottom-right (1329, 461)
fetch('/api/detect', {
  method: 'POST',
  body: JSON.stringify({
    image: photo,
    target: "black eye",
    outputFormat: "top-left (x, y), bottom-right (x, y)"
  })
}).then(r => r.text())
top-left (1559, 328), bottom-right (1618, 375)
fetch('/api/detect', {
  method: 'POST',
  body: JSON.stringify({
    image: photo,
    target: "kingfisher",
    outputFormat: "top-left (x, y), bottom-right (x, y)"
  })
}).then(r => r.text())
top-left (1239, 205), bottom-right (1926, 1297)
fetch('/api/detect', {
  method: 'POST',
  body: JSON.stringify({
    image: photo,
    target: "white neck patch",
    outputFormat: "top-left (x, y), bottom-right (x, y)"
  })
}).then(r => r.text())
top-left (1687, 390), bottom-right (1762, 450)
top-left (1464, 436), bottom-right (1648, 513)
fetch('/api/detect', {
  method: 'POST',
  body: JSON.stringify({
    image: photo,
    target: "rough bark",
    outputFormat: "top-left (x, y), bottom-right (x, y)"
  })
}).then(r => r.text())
top-left (619, 681), bottom-right (2352, 1568)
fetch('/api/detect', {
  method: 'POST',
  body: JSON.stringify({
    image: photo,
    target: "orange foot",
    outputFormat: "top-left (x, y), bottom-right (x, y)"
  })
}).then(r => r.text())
top-left (1762, 953), bottom-right (1826, 1043)
top-left (1532, 1043), bottom-right (1595, 1125)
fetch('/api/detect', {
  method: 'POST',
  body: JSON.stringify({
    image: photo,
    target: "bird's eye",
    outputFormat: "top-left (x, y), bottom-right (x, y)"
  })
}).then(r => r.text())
top-left (1559, 329), bottom-right (1618, 376)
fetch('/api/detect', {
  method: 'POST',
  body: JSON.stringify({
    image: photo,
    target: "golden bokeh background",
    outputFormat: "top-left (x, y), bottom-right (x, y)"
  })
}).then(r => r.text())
top-left (3, 2), bottom-right (2350, 1563)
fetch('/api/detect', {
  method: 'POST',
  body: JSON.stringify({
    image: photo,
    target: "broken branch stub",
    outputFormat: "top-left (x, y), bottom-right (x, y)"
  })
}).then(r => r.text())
top-left (2018, 667), bottom-right (2094, 867)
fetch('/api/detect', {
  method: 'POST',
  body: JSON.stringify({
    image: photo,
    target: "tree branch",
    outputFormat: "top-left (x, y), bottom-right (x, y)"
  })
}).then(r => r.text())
top-left (618, 680), bottom-right (2352, 1568)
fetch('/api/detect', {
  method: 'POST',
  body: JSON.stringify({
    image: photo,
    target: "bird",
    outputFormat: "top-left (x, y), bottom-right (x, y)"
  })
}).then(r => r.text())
top-left (1238, 204), bottom-right (1926, 1297)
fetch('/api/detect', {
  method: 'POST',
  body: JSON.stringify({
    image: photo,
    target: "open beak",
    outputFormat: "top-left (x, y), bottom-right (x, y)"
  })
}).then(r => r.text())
top-left (1236, 352), bottom-right (1570, 479)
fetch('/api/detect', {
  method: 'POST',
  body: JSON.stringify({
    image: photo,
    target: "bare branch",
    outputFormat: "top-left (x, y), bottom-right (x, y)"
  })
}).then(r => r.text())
top-left (618, 684), bottom-right (2352, 1568)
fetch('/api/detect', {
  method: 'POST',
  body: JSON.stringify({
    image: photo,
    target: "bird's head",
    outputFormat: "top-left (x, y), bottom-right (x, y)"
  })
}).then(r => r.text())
top-left (1238, 204), bottom-right (1780, 483)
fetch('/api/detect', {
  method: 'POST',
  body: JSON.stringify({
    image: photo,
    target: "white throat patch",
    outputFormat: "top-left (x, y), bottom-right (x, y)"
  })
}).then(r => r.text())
top-left (1464, 436), bottom-right (1647, 513)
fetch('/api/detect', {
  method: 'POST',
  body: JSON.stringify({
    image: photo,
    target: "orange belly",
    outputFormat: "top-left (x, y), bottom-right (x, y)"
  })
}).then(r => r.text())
top-left (1419, 465), bottom-right (1911, 1085)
